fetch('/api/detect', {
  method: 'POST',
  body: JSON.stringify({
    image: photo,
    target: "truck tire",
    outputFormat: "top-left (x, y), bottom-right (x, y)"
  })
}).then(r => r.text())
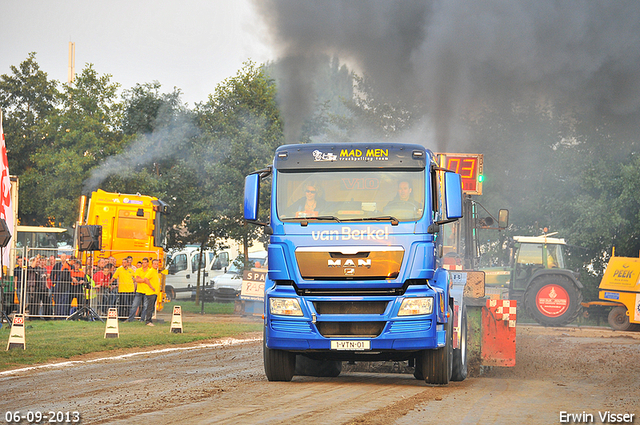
top-left (165, 286), bottom-right (175, 302)
top-left (418, 307), bottom-right (453, 385)
top-left (263, 335), bottom-right (296, 381)
top-left (451, 308), bottom-right (468, 381)
top-left (523, 275), bottom-right (582, 327)
top-left (295, 355), bottom-right (342, 377)
top-left (413, 359), bottom-right (424, 380)
top-left (608, 306), bottom-right (633, 331)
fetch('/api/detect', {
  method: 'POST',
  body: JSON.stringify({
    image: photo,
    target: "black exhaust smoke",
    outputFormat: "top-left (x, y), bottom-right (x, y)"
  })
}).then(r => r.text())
top-left (253, 0), bottom-right (640, 149)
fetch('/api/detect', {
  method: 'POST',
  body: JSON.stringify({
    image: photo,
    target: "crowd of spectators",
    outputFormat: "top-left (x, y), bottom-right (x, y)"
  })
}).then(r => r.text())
top-left (7, 253), bottom-right (162, 324)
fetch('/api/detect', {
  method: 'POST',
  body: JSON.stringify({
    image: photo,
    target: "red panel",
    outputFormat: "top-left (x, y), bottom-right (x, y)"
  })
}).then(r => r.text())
top-left (481, 299), bottom-right (517, 367)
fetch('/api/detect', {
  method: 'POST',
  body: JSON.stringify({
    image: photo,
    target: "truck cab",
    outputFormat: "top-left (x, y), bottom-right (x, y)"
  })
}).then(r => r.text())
top-left (245, 143), bottom-right (465, 384)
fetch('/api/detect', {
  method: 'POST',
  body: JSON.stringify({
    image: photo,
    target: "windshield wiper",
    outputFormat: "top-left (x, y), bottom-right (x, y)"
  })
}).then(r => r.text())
top-left (339, 216), bottom-right (400, 225)
top-left (290, 216), bottom-right (342, 226)
top-left (362, 215), bottom-right (400, 226)
top-left (306, 215), bottom-right (341, 221)
top-left (282, 216), bottom-right (341, 222)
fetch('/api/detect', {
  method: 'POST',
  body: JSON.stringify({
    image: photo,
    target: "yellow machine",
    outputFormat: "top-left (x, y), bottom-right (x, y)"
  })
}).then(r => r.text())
top-left (80, 189), bottom-right (171, 309)
top-left (582, 249), bottom-right (640, 331)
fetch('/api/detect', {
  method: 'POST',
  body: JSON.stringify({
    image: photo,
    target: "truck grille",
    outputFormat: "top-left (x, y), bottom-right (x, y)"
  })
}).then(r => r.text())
top-left (296, 247), bottom-right (404, 279)
top-left (316, 321), bottom-right (385, 337)
top-left (313, 301), bottom-right (388, 315)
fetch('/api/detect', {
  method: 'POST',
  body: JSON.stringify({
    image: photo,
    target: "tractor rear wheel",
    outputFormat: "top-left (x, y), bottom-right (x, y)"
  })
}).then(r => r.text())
top-left (523, 275), bottom-right (582, 327)
top-left (608, 306), bottom-right (633, 331)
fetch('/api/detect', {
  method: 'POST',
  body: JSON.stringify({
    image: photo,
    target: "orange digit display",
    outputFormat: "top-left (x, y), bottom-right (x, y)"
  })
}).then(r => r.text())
top-left (439, 154), bottom-right (483, 195)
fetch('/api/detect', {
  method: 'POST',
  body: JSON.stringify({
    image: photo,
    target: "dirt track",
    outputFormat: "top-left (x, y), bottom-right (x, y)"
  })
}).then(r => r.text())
top-left (1, 315), bottom-right (638, 424)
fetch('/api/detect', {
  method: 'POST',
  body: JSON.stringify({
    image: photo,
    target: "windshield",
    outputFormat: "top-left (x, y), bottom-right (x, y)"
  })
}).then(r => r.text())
top-left (276, 170), bottom-right (425, 221)
top-left (516, 243), bottom-right (566, 269)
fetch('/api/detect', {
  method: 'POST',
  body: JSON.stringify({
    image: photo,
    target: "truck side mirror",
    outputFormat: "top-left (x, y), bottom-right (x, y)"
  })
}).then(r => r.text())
top-left (444, 172), bottom-right (463, 220)
top-left (498, 209), bottom-right (509, 229)
top-left (244, 174), bottom-right (260, 221)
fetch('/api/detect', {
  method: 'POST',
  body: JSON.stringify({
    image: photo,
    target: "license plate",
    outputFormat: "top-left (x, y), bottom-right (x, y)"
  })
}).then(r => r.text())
top-left (330, 340), bottom-right (371, 351)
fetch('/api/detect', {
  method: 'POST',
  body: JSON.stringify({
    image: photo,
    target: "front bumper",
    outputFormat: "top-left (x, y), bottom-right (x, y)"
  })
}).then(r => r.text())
top-left (265, 285), bottom-right (446, 354)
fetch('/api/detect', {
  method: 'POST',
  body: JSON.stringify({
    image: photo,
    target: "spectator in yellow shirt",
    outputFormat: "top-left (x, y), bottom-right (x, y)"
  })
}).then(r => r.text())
top-left (110, 256), bottom-right (135, 318)
top-left (126, 258), bottom-right (156, 323)
top-left (140, 259), bottom-right (161, 326)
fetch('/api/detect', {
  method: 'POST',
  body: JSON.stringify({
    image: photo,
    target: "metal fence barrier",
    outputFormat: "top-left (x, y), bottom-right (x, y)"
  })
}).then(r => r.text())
top-left (1, 247), bottom-right (162, 321)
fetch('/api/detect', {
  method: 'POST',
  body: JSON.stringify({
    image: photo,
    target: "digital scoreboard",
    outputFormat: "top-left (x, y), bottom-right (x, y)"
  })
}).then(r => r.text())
top-left (438, 153), bottom-right (483, 195)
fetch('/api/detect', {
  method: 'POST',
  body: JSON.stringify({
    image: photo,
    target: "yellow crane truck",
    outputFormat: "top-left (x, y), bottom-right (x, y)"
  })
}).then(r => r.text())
top-left (79, 189), bottom-right (171, 310)
top-left (582, 249), bottom-right (640, 331)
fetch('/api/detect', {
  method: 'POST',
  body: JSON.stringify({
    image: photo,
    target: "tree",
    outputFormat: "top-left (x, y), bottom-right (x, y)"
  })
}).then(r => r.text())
top-left (0, 53), bottom-right (61, 176)
top-left (20, 64), bottom-right (124, 226)
top-left (97, 82), bottom-right (196, 211)
top-left (339, 73), bottom-right (425, 140)
top-left (194, 61), bottom-right (283, 262)
top-left (265, 55), bottom-right (355, 144)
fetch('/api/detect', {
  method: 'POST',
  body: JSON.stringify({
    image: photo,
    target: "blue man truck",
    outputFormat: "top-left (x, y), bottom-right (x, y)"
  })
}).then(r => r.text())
top-left (244, 143), bottom-right (467, 384)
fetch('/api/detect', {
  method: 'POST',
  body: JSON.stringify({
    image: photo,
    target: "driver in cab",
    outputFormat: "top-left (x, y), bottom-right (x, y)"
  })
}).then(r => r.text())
top-left (385, 180), bottom-right (419, 213)
top-left (292, 183), bottom-right (324, 218)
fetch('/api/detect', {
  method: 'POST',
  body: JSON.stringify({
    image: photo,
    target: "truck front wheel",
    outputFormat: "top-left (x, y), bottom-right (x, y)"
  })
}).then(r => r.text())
top-left (418, 307), bottom-right (453, 385)
top-left (523, 275), bottom-right (582, 327)
top-left (263, 335), bottom-right (296, 381)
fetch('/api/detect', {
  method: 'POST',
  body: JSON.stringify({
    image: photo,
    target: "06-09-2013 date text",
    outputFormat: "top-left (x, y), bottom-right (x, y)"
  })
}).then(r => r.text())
top-left (4, 411), bottom-right (80, 423)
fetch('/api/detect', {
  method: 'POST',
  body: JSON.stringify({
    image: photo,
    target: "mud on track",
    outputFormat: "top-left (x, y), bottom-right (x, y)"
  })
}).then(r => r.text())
top-left (1, 316), bottom-right (638, 425)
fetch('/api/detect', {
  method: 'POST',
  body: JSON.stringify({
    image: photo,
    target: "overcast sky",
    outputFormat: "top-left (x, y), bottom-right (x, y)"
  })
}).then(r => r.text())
top-left (0, 0), bottom-right (274, 106)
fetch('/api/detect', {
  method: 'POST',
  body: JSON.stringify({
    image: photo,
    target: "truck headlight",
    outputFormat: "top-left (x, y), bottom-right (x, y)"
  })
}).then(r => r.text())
top-left (269, 298), bottom-right (304, 316)
top-left (398, 297), bottom-right (433, 316)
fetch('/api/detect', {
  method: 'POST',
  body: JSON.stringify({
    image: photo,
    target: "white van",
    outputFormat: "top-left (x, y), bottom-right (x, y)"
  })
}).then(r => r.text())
top-left (165, 248), bottom-right (231, 300)
top-left (208, 251), bottom-right (267, 299)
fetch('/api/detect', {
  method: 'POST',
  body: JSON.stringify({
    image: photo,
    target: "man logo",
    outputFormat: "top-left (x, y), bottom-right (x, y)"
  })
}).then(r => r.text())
top-left (327, 259), bottom-right (372, 268)
top-left (344, 268), bottom-right (356, 275)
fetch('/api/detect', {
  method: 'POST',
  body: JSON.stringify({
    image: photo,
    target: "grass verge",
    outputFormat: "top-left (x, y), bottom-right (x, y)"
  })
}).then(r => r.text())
top-left (0, 304), bottom-right (262, 371)
top-left (165, 300), bottom-right (237, 315)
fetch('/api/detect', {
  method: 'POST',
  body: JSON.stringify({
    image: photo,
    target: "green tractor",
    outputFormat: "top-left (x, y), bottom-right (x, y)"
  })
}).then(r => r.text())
top-left (442, 196), bottom-right (583, 327)
top-left (482, 234), bottom-right (583, 327)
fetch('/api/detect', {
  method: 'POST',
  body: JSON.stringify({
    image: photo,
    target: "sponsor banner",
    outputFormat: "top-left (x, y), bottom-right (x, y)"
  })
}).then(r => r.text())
top-left (241, 270), bottom-right (266, 301)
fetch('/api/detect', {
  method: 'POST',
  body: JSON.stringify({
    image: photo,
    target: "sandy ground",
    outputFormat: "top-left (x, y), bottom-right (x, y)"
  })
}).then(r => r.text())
top-left (1, 313), bottom-right (638, 425)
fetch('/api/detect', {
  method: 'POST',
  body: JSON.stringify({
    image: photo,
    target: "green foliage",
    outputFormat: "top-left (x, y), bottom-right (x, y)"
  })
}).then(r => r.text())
top-left (98, 82), bottom-right (197, 215)
top-left (0, 53), bottom-right (61, 177)
top-left (3, 51), bottom-right (639, 305)
top-left (166, 301), bottom-right (235, 315)
top-left (464, 100), bottom-right (640, 300)
top-left (339, 73), bottom-right (425, 140)
top-left (191, 61), bottom-right (283, 252)
top-left (19, 65), bottom-right (125, 225)
top-left (266, 55), bottom-right (355, 143)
